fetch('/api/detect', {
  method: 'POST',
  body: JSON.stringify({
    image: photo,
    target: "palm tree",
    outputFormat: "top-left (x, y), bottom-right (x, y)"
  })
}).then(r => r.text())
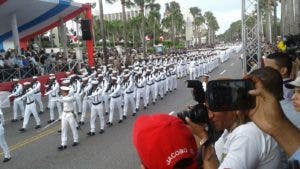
top-left (162, 1), bottom-right (184, 47)
top-left (106, 0), bottom-right (134, 49)
top-left (133, 0), bottom-right (152, 56)
top-left (204, 11), bottom-right (219, 44)
top-left (146, 0), bottom-right (161, 46)
top-left (189, 7), bottom-right (205, 44)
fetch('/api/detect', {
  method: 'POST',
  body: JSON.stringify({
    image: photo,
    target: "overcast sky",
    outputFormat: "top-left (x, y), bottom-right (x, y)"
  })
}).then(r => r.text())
top-left (74, 0), bottom-right (241, 35)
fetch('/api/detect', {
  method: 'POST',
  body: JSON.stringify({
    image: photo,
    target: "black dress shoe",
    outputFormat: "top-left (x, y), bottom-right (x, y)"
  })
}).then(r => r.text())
top-left (20, 117), bottom-right (24, 121)
top-left (11, 119), bottom-right (18, 122)
top-left (3, 157), bottom-right (11, 163)
top-left (132, 113), bottom-right (136, 116)
top-left (57, 129), bottom-right (61, 133)
top-left (153, 101), bottom-right (155, 105)
top-left (58, 145), bottom-right (67, 151)
top-left (161, 97), bottom-right (163, 100)
top-left (118, 120), bottom-right (123, 123)
top-left (19, 128), bottom-right (26, 132)
top-left (79, 121), bottom-right (84, 125)
top-left (87, 132), bottom-right (95, 136)
top-left (76, 126), bottom-right (80, 130)
top-left (135, 108), bottom-right (139, 112)
top-left (78, 112), bottom-right (82, 115)
top-left (35, 125), bottom-right (41, 129)
top-left (107, 122), bottom-right (113, 127)
top-left (47, 120), bottom-right (54, 124)
top-left (99, 129), bottom-right (104, 134)
top-left (123, 115), bottom-right (127, 119)
top-left (39, 111), bottom-right (44, 115)
top-left (144, 106), bottom-right (147, 110)
top-left (105, 112), bottom-right (109, 115)
top-left (72, 142), bottom-right (79, 147)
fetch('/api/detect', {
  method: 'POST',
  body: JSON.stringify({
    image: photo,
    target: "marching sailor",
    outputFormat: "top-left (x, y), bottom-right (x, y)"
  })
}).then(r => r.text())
top-left (107, 77), bottom-right (123, 126)
top-left (0, 108), bottom-right (11, 162)
top-left (123, 73), bottom-right (136, 118)
top-left (8, 79), bottom-right (24, 122)
top-left (58, 86), bottom-right (79, 150)
top-left (78, 77), bottom-right (91, 125)
top-left (32, 76), bottom-right (44, 114)
top-left (87, 80), bottom-right (105, 136)
top-left (16, 82), bottom-right (41, 132)
top-left (44, 75), bottom-right (62, 123)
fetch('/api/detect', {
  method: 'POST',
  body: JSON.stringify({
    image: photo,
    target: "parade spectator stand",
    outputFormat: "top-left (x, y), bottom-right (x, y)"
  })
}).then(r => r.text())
top-left (0, 0), bottom-right (94, 93)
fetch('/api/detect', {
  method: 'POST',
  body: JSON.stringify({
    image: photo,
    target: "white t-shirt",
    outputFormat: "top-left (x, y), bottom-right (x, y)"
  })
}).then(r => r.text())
top-left (215, 122), bottom-right (281, 169)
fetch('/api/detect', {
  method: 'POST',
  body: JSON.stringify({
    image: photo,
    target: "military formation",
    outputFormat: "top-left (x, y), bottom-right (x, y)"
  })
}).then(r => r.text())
top-left (0, 47), bottom-right (234, 163)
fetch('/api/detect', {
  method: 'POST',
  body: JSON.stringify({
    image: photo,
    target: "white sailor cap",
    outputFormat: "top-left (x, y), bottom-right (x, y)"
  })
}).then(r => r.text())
top-left (98, 74), bottom-right (104, 77)
top-left (203, 74), bottom-right (210, 77)
top-left (60, 86), bottom-right (70, 91)
top-left (23, 82), bottom-right (31, 85)
top-left (146, 69), bottom-right (151, 72)
top-left (112, 70), bottom-right (118, 74)
top-left (49, 76), bottom-right (55, 80)
top-left (121, 66), bottom-right (125, 69)
top-left (91, 80), bottom-right (99, 85)
top-left (82, 77), bottom-right (89, 81)
top-left (66, 71), bottom-right (71, 75)
top-left (91, 66), bottom-right (95, 69)
top-left (33, 76), bottom-right (38, 79)
top-left (111, 77), bottom-right (117, 80)
top-left (70, 74), bottom-right (76, 78)
top-left (12, 78), bottom-right (19, 82)
top-left (137, 71), bottom-right (142, 75)
top-left (123, 74), bottom-right (130, 78)
top-left (82, 72), bottom-right (88, 76)
top-left (62, 79), bottom-right (70, 84)
top-left (49, 73), bottom-right (55, 76)
top-left (124, 69), bottom-right (129, 72)
top-left (97, 68), bottom-right (102, 72)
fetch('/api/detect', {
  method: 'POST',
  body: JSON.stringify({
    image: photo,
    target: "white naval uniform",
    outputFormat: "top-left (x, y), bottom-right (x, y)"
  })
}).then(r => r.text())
top-left (80, 83), bottom-right (92, 123)
top-left (154, 72), bottom-right (161, 99)
top-left (60, 96), bottom-right (79, 146)
top-left (88, 87), bottom-right (105, 132)
top-left (109, 84), bottom-right (123, 123)
top-left (45, 81), bottom-right (62, 121)
top-left (70, 80), bottom-right (82, 119)
top-left (145, 74), bottom-right (156, 105)
top-left (123, 78), bottom-right (136, 117)
top-left (32, 81), bottom-right (44, 113)
top-left (17, 87), bottom-right (41, 129)
top-left (160, 71), bottom-right (167, 97)
top-left (0, 109), bottom-right (10, 159)
top-left (101, 78), bottom-right (110, 114)
top-left (10, 83), bottom-right (25, 120)
top-left (135, 76), bottom-right (147, 109)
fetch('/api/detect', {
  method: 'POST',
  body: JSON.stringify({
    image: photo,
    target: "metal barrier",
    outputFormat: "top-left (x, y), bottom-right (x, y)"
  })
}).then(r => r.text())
top-left (0, 59), bottom-right (83, 82)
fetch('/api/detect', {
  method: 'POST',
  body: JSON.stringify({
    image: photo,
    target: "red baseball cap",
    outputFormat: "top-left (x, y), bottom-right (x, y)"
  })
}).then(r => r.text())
top-left (132, 114), bottom-right (198, 169)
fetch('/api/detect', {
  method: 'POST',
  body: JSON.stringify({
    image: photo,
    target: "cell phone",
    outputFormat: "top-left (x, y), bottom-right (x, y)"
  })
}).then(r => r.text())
top-left (206, 79), bottom-right (255, 112)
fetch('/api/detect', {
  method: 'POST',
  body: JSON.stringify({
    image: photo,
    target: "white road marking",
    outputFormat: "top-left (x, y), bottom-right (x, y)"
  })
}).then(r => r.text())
top-left (220, 70), bottom-right (226, 75)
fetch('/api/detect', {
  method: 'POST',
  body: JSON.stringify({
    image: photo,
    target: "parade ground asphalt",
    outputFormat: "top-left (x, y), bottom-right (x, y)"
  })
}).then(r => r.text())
top-left (0, 52), bottom-right (242, 169)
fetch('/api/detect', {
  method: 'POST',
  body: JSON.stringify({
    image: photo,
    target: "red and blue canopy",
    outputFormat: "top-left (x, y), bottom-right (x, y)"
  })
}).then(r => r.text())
top-left (0, 0), bottom-right (87, 43)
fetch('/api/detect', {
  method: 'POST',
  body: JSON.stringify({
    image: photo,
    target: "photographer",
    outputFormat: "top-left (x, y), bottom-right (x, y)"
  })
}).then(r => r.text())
top-left (185, 68), bottom-right (284, 169)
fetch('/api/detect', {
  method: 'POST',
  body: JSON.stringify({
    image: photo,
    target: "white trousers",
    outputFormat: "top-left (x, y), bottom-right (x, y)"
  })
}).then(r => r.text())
top-left (90, 103), bottom-right (104, 132)
top-left (13, 99), bottom-right (24, 119)
top-left (136, 87), bottom-right (146, 109)
top-left (22, 103), bottom-right (41, 129)
top-left (81, 98), bottom-right (91, 122)
top-left (61, 112), bottom-right (78, 145)
top-left (0, 126), bottom-right (10, 158)
top-left (74, 95), bottom-right (82, 113)
top-left (189, 68), bottom-right (196, 80)
top-left (49, 100), bottom-right (62, 120)
top-left (145, 84), bottom-right (155, 104)
top-left (34, 93), bottom-right (44, 112)
top-left (172, 75), bottom-right (177, 89)
top-left (109, 97), bottom-right (123, 123)
top-left (103, 93), bottom-right (109, 113)
top-left (123, 92), bottom-right (136, 116)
